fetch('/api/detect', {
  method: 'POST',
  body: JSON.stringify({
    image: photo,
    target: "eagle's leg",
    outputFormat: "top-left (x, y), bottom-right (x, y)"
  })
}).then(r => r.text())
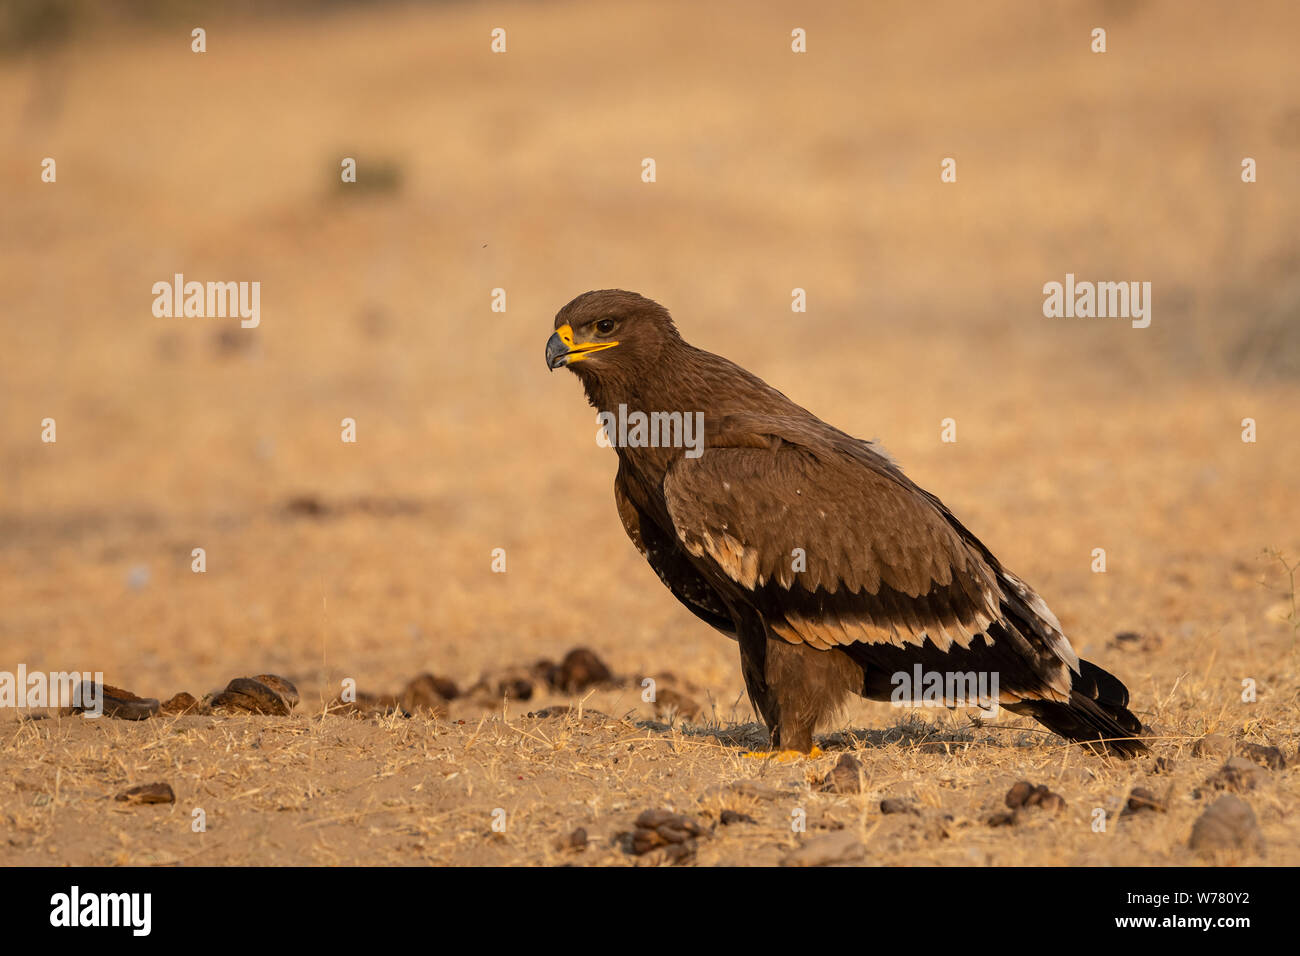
top-left (739, 626), bottom-right (861, 758)
top-left (737, 628), bottom-right (783, 744)
top-left (764, 638), bottom-right (861, 754)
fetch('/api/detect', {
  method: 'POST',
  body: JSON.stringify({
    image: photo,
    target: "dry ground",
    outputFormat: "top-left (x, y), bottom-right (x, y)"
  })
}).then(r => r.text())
top-left (1, 0), bottom-right (1298, 865)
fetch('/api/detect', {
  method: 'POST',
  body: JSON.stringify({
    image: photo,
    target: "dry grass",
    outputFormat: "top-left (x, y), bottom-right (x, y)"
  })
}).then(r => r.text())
top-left (1, 0), bottom-right (1298, 865)
top-left (3, 691), bottom-right (1297, 865)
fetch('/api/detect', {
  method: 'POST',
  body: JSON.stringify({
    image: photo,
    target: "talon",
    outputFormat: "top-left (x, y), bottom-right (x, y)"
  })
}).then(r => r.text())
top-left (742, 746), bottom-right (822, 762)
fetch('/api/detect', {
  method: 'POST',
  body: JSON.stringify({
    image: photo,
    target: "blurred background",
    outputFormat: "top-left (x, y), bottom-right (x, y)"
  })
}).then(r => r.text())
top-left (2, 0), bottom-right (1297, 718)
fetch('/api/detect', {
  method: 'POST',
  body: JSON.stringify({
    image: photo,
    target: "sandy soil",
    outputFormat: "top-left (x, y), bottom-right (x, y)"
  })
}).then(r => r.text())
top-left (1, 0), bottom-right (1298, 865)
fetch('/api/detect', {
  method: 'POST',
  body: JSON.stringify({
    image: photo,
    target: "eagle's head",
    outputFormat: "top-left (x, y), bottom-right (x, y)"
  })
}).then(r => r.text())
top-left (545, 289), bottom-right (679, 377)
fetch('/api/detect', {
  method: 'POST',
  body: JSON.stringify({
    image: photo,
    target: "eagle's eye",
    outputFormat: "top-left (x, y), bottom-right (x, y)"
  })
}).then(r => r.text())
top-left (596, 318), bottom-right (616, 335)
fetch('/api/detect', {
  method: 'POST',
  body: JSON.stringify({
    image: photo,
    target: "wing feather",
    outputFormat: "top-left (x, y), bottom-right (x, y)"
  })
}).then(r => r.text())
top-left (661, 427), bottom-right (1075, 693)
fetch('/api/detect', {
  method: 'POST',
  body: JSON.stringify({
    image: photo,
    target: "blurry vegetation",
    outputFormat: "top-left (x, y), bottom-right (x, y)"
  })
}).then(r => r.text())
top-left (1264, 549), bottom-right (1299, 649)
top-left (1220, 266), bottom-right (1300, 381)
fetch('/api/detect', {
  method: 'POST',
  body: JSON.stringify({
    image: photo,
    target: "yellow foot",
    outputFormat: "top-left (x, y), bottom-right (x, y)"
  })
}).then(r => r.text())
top-left (743, 745), bottom-right (823, 762)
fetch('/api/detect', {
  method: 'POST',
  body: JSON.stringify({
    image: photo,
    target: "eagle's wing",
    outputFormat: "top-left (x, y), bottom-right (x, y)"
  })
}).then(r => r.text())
top-left (614, 460), bottom-right (736, 636)
top-left (661, 417), bottom-right (1079, 699)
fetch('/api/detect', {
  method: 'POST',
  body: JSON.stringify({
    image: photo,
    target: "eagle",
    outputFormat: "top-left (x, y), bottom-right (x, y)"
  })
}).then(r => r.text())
top-left (546, 289), bottom-right (1145, 757)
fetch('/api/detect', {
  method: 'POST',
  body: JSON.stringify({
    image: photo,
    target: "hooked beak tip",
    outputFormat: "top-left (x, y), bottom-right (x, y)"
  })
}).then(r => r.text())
top-left (545, 331), bottom-right (567, 370)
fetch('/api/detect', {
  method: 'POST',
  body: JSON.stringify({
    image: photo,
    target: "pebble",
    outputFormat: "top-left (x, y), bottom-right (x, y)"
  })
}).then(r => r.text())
top-left (819, 754), bottom-right (863, 794)
top-left (1189, 795), bottom-right (1265, 858)
top-left (780, 831), bottom-right (865, 867)
top-left (115, 782), bottom-right (175, 805)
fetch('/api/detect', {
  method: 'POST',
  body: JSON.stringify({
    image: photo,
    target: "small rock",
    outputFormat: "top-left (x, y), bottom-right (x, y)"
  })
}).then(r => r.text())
top-left (1189, 795), bottom-right (1265, 858)
top-left (1152, 756), bottom-right (1176, 775)
top-left (1125, 787), bottom-right (1166, 814)
top-left (725, 781), bottom-right (786, 801)
top-left (627, 809), bottom-right (707, 861)
top-left (1238, 742), bottom-right (1286, 771)
top-left (284, 495), bottom-right (328, 517)
top-left (212, 327), bottom-right (253, 356)
top-left (719, 810), bottom-right (756, 825)
top-left (780, 830), bottom-right (865, 867)
top-left (254, 675), bottom-right (299, 709)
top-left (159, 692), bottom-right (200, 716)
top-left (629, 829), bottom-right (661, 854)
top-left (1005, 781), bottom-right (1035, 809)
top-left (329, 691), bottom-right (404, 718)
top-left (555, 827), bottom-right (587, 851)
top-left (659, 842), bottom-right (696, 864)
top-left (653, 688), bottom-right (701, 720)
top-left (115, 782), bottom-right (175, 805)
top-left (428, 675), bottom-right (459, 700)
top-left (1004, 781), bottom-right (1065, 813)
top-left (400, 674), bottom-right (452, 716)
top-left (1206, 757), bottom-right (1268, 793)
top-left (1036, 791), bottom-right (1067, 814)
top-left (635, 808), bottom-right (686, 830)
top-left (209, 676), bottom-right (294, 716)
top-left (819, 754), bottom-right (863, 794)
top-left (68, 683), bottom-right (160, 720)
top-left (1193, 734), bottom-right (1234, 758)
top-left (525, 705), bottom-right (609, 720)
top-left (880, 798), bottom-right (920, 816)
top-left (1110, 631), bottom-right (1163, 653)
top-left (657, 825), bottom-right (697, 844)
top-left (493, 670), bottom-right (535, 702)
top-left (541, 648), bottom-right (615, 693)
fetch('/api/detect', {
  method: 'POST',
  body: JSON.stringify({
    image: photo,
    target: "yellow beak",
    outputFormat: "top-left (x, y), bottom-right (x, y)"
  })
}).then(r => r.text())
top-left (545, 323), bottom-right (620, 369)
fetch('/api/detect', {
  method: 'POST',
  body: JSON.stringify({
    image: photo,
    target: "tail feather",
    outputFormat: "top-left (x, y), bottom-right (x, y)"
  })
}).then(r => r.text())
top-left (1005, 659), bottom-right (1146, 757)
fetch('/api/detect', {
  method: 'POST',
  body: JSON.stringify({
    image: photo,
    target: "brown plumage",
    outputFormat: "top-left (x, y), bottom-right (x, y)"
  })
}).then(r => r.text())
top-left (546, 289), bottom-right (1146, 756)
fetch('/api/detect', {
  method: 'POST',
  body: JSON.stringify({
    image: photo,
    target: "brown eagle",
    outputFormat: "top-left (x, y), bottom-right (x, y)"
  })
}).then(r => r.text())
top-left (546, 289), bottom-right (1145, 757)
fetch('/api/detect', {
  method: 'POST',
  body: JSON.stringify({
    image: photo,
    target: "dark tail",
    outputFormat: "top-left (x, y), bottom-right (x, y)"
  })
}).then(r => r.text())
top-left (1004, 659), bottom-right (1147, 758)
